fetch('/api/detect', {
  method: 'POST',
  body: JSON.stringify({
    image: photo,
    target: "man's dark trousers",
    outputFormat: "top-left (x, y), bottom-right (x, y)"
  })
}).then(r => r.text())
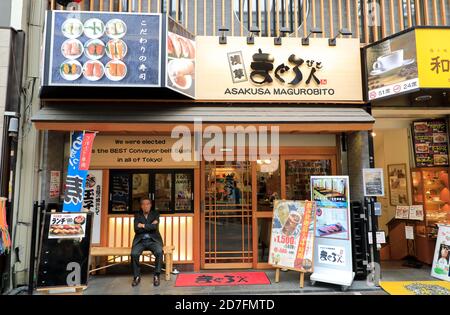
top-left (131, 238), bottom-right (163, 278)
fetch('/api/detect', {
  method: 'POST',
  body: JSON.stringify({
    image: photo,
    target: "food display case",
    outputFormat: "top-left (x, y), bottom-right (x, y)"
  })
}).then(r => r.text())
top-left (411, 168), bottom-right (450, 264)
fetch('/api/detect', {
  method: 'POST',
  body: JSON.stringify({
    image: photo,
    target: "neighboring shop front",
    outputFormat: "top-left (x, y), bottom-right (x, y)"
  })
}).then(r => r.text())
top-left (32, 10), bottom-right (375, 273)
top-left (364, 27), bottom-right (450, 267)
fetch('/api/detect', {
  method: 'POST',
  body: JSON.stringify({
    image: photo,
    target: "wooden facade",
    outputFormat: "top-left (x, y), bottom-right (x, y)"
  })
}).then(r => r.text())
top-left (49, 0), bottom-right (450, 44)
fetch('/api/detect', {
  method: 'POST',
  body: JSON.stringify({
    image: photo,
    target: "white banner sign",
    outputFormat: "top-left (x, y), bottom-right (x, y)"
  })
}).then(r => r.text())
top-left (83, 170), bottom-right (102, 244)
top-left (48, 213), bottom-right (87, 239)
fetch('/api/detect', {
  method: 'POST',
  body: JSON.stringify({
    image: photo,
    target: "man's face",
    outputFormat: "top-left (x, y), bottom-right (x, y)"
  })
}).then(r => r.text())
top-left (141, 200), bottom-right (152, 214)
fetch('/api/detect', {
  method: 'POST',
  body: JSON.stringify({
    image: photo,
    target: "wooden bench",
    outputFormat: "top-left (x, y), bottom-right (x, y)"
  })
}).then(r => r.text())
top-left (90, 245), bottom-right (175, 280)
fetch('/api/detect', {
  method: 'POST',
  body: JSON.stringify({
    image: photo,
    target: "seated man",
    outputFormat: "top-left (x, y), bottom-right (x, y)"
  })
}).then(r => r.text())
top-left (131, 198), bottom-right (163, 287)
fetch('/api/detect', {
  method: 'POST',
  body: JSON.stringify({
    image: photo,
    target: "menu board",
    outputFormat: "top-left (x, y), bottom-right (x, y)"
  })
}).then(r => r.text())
top-left (268, 200), bottom-right (316, 272)
top-left (47, 11), bottom-right (162, 87)
top-left (412, 120), bottom-right (449, 167)
top-left (110, 173), bottom-right (130, 212)
top-left (48, 213), bottom-right (87, 239)
top-left (431, 225), bottom-right (450, 282)
top-left (37, 212), bottom-right (92, 289)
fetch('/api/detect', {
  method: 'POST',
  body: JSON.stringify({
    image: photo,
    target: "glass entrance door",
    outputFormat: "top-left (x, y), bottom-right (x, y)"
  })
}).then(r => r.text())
top-left (203, 161), bottom-right (253, 268)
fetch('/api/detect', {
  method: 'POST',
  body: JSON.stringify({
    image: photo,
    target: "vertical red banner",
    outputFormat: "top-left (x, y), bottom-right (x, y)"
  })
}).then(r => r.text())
top-left (79, 132), bottom-right (96, 171)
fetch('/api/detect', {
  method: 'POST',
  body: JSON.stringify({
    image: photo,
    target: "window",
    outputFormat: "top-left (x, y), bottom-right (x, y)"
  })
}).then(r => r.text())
top-left (109, 169), bottom-right (194, 214)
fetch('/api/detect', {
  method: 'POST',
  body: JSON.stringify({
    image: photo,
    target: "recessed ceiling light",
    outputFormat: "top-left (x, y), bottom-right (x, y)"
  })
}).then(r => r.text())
top-left (415, 95), bottom-right (432, 102)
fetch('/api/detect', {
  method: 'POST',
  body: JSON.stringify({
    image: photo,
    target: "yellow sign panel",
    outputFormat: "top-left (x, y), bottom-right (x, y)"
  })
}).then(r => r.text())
top-left (195, 36), bottom-right (363, 102)
top-left (416, 28), bottom-right (450, 88)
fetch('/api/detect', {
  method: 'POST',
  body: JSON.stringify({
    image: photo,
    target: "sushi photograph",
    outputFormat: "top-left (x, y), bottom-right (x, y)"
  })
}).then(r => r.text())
top-left (106, 39), bottom-right (127, 60)
top-left (105, 19), bottom-right (127, 38)
top-left (84, 39), bottom-right (105, 60)
top-left (167, 58), bottom-right (194, 90)
top-left (59, 60), bottom-right (82, 81)
top-left (105, 60), bottom-right (127, 81)
top-left (61, 38), bottom-right (84, 60)
top-left (83, 18), bottom-right (105, 39)
top-left (61, 18), bottom-right (83, 39)
top-left (83, 60), bottom-right (105, 81)
top-left (167, 32), bottom-right (195, 60)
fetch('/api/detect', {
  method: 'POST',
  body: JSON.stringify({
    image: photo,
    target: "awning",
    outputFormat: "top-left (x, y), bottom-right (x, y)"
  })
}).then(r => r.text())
top-left (32, 106), bottom-right (374, 133)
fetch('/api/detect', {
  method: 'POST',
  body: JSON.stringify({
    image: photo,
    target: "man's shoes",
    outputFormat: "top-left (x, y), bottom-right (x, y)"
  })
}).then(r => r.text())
top-left (153, 275), bottom-right (160, 287)
top-left (132, 276), bottom-right (141, 287)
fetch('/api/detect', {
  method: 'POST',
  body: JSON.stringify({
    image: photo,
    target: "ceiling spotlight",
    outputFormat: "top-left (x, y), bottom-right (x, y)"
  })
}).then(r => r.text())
top-left (328, 28), bottom-right (352, 46)
top-left (302, 28), bottom-right (323, 45)
top-left (218, 26), bottom-right (229, 44)
top-left (247, 26), bottom-right (260, 44)
top-left (274, 27), bottom-right (291, 45)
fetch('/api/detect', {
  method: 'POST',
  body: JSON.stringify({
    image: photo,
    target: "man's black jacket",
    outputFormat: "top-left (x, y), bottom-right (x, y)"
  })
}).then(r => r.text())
top-left (132, 210), bottom-right (163, 247)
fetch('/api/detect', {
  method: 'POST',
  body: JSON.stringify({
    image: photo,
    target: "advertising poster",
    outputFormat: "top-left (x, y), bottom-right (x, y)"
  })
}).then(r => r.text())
top-left (268, 200), bottom-right (316, 272)
top-left (310, 176), bottom-right (354, 287)
top-left (409, 205), bottom-right (424, 221)
top-left (395, 205), bottom-right (410, 220)
top-left (405, 225), bottom-right (415, 240)
top-left (412, 120), bottom-right (449, 167)
top-left (312, 177), bottom-right (349, 240)
top-left (48, 11), bottom-right (162, 87)
top-left (431, 225), bottom-right (450, 282)
top-left (48, 213), bottom-right (87, 239)
top-left (366, 30), bottom-right (419, 101)
top-left (363, 168), bottom-right (385, 197)
top-left (49, 171), bottom-right (61, 199)
top-left (368, 231), bottom-right (387, 244)
top-left (83, 170), bottom-right (102, 244)
top-left (388, 164), bottom-right (409, 206)
top-left (166, 17), bottom-right (195, 98)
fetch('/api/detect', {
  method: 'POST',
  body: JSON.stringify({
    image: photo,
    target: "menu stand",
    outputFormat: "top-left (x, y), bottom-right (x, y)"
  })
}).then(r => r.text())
top-left (402, 220), bottom-right (423, 269)
top-left (274, 267), bottom-right (306, 288)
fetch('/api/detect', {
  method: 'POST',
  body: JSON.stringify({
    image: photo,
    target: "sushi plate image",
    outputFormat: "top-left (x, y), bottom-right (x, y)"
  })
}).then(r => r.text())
top-left (106, 39), bottom-right (127, 60)
top-left (83, 18), bottom-right (105, 39)
top-left (61, 38), bottom-right (84, 60)
top-left (83, 60), bottom-right (105, 81)
top-left (167, 32), bottom-right (195, 60)
top-left (317, 223), bottom-right (346, 237)
top-left (61, 18), bottom-right (83, 39)
top-left (105, 60), bottom-right (127, 81)
top-left (167, 59), bottom-right (194, 90)
top-left (84, 39), bottom-right (105, 60)
top-left (60, 60), bottom-right (82, 81)
top-left (106, 19), bottom-right (127, 39)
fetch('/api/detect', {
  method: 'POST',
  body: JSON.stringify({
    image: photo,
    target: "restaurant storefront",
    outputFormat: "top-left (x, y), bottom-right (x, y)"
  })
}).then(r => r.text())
top-left (31, 9), bottom-right (375, 276)
top-left (364, 27), bottom-right (450, 267)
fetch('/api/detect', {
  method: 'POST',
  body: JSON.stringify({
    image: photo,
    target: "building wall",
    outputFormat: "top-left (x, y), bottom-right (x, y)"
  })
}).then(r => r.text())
top-left (374, 128), bottom-right (412, 236)
top-left (0, 29), bottom-right (11, 148)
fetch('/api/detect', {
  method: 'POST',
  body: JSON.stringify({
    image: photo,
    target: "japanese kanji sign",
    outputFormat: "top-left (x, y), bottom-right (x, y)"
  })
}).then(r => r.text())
top-left (268, 200), bottom-right (316, 272)
top-left (63, 131), bottom-right (87, 212)
top-left (83, 170), bottom-right (102, 244)
top-left (196, 36), bottom-right (363, 102)
top-left (48, 213), bottom-right (87, 239)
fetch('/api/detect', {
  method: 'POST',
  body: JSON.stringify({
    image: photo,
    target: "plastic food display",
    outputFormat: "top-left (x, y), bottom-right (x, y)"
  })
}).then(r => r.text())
top-left (412, 168), bottom-right (450, 239)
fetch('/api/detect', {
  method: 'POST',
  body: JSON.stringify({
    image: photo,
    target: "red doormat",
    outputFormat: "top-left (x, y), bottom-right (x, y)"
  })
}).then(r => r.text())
top-left (175, 272), bottom-right (271, 287)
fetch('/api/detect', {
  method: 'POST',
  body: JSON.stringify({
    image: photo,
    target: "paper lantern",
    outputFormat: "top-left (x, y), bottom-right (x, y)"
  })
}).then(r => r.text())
top-left (439, 171), bottom-right (449, 187)
top-left (440, 188), bottom-right (450, 203)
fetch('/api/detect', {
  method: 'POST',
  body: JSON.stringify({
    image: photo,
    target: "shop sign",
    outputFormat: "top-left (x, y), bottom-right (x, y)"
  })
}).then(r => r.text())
top-left (166, 17), bottom-right (195, 98)
top-left (83, 170), bottom-right (102, 244)
top-left (412, 119), bottom-right (449, 167)
top-left (48, 213), bottom-right (87, 239)
top-left (416, 28), bottom-right (450, 88)
top-left (44, 11), bottom-right (162, 87)
top-left (310, 176), bottom-right (354, 287)
top-left (431, 225), bottom-right (450, 282)
top-left (365, 30), bottom-right (419, 101)
top-left (63, 131), bottom-right (88, 212)
top-left (89, 135), bottom-right (196, 168)
top-left (362, 168), bottom-right (385, 197)
top-left (367, 231), bottom-right (387, 244)
top-left (195, 36), bottom-right (363, 102)
top-left (268, 200), bottom-right (316, 272)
